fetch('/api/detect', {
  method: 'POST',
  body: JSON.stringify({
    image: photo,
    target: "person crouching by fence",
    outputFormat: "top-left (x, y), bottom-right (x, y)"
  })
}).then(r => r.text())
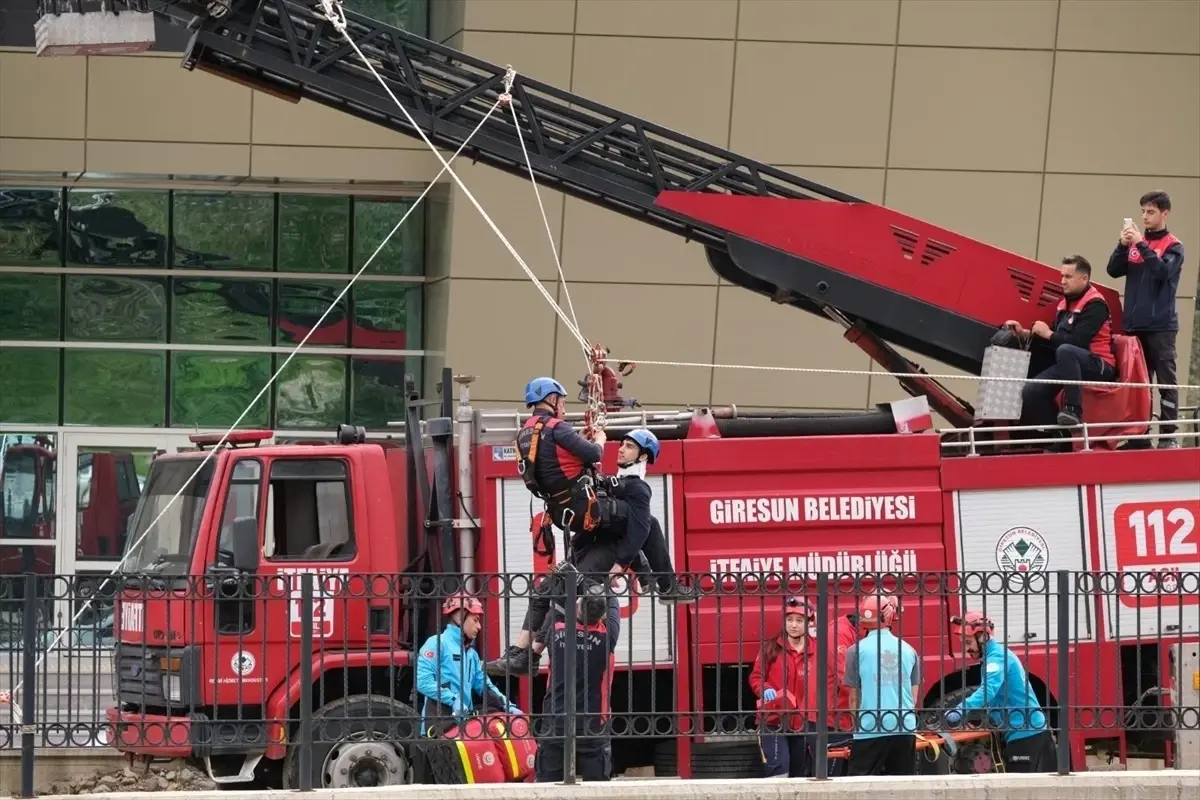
top-left (535, 583), bottom-right (621, 782)
top-left (750, 596), bottom-right (822, 778)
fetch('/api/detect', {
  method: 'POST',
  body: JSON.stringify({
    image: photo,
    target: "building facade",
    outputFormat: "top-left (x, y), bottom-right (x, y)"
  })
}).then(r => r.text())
top-left (1, 0), bottom-right (1198, 588)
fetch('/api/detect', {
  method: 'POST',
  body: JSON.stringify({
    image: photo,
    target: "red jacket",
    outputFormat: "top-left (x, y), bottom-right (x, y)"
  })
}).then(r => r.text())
top-left (750, 636), bottom-right (831, 731)
top-left (830, 616), bottom-right (859, 732)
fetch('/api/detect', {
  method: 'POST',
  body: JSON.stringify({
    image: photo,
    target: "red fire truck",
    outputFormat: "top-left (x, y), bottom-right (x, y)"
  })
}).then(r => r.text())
top-left (104, 0), bottom-right (1198, 788)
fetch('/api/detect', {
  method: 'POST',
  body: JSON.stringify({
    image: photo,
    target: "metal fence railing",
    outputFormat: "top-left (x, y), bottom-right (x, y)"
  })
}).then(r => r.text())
top-left (2, 569), bottom-right (1198, 793)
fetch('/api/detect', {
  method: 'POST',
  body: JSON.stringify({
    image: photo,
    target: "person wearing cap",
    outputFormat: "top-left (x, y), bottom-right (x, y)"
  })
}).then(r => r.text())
top-left (842, 594), bottom-right (921, 776)
top-left (535, 584), bottom-right (621, 782)
top-left (416, 591), bottom-right (521, 735)
top-left (749, 596), bottom-right (822, 777)
top-left (945, 611), bottom-right (1055, 772)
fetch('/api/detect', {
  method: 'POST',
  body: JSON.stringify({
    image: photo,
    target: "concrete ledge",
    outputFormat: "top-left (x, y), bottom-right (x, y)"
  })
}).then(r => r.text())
top-left (33, 770), bottom-right (1200, 800)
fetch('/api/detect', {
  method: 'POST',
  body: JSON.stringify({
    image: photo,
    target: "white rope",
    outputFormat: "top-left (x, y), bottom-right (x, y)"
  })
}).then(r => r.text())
top-left (319, 0), bottom-right (588, 352)
top-left (605, 357), bottom-right (1200, 392)
top-left (509, 98), bottom-right (588, 368)
top-left (4, 95), bottom-right (509, 722)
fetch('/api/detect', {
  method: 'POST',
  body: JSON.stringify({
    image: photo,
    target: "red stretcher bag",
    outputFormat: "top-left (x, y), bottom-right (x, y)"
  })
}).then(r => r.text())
top-left (441, 713), bottom-right (538, 784)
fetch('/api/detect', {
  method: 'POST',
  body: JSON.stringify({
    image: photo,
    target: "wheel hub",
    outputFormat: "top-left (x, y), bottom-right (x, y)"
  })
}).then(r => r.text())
top-left (323, 736), bottom-right (408, 788)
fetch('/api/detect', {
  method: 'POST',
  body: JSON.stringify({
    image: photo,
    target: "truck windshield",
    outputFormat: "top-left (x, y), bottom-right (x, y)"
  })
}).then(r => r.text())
top-left (121, 458), bottom-right (214, 574)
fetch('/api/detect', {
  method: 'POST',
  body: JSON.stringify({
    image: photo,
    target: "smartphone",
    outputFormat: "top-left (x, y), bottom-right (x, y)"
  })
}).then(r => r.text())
top-left (1123, 217), bottom-right (1134, 230)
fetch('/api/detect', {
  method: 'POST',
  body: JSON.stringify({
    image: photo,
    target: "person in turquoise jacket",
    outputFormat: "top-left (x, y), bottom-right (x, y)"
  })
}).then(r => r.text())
top-left (842, 594), bottom-right (921, 776)
top-left (416, 591), bottom-right (521, 736)
top-left (945, 611), bottom-right (1056, 772)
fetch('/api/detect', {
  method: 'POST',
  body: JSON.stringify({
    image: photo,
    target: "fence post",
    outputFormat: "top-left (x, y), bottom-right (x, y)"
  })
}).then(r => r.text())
top-left (21, 573), bottom-right (37, 799)
top-left (1055, 569), bottom-right (1071, 775)
top-left (814, 575), bottom-right (830, 780)
top-left (561, 574), bottom-right (578, 785)
top-left (298, 574), bottom-right (315, 791)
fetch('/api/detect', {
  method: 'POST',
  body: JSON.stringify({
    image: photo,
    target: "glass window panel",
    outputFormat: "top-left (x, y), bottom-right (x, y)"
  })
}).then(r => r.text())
top-left (0, 189), bottom-right (63, 266)
top-left (75, 446), bottom-right (157, 561)
top-left (0, 433), bottom-right (57, 542)
top-left (348, 0), bottom-right (428, 34)
top-left (64, 350), bottom-right (166, 426)
top-left (172, 278), bottom-right (272, 346)
top-left (353, 198), bottom-right (425, 276)
top-left (278, 195), bottom-right (349, 273)
top-left (171, 353), bottom-right (271, 428)
top-left (352, 284), bottom-right (420, 349)
top-left (351, 356), bottom-right (418, 428)
top-left (0, 545), bottom-right (55, 647)
top-left (66, 275), bottom-right (167, 343)
top-left (172, 192), bottom-right (274, 270)
top-left (277, 281), bottom-right (348, 347)
top-left (0, 274), bottom-right (60, 339)
top-left (0, 349), bottom-right (59, 426)
top-left (66, 189), bottom-right (168, 268)
top-left (275, 356), bottom-right (347, 429)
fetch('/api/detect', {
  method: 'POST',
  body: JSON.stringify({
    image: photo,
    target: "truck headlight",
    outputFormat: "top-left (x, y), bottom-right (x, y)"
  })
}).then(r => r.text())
top-left (163, 674), bottom-right (183, 703)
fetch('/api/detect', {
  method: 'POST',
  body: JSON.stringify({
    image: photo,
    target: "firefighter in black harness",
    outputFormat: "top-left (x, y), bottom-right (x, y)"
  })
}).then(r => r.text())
top-left (488, 379), bottom-right (660, 676)
top-left (534, 583), bottom-right (621, 782)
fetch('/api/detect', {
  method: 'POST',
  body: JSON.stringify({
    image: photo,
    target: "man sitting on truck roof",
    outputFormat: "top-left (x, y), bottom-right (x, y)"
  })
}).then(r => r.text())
top-left (1004, 255), bottom-right (1116, 430)
top-left (944, 612), bottom-right (1055, 773)
top-left (416, 592), bottom-right (521, 735)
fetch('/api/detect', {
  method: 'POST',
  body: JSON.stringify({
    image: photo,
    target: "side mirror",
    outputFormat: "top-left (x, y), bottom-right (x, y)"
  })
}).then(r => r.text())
top-left (231, 517), bottom-right (260, 573)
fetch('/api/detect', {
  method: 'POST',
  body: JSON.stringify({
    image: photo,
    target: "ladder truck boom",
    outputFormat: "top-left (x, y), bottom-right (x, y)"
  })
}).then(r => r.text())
top-left (172, 0), bottom-right (1124, 424)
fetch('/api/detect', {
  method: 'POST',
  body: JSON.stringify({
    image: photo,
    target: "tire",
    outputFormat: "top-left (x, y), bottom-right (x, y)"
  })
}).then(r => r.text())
top-left (282, 695), bottom-right (420, 789)
top-left (414, 739), bottom-right (469, 785)
top-left (930, 687), bottom-right (1002, 774)
top-left (653, 739), bottom-right (764, 779)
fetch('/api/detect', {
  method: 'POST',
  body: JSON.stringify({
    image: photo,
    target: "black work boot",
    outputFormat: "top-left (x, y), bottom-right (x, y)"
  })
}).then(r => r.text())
top-left (1056, 405), bottom-right (1082, 427)
top-left (656, 577), bottom-right (699, 605)
top-left (485, 645), bottom-right (542, 677)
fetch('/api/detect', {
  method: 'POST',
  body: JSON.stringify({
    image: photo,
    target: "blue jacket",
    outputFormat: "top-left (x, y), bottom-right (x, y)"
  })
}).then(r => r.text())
top-left (415, 624), bottom-right (514, 727)
top-left (958, 639), bottom-right (1047, 742)
top-left (843, 629), bottom-right (921, 739)
top-left (1105, 231), bottom-right (1185, 332)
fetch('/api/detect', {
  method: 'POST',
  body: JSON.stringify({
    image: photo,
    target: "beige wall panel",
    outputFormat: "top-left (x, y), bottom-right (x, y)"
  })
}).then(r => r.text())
top-left (737, 0), bottom-right (899, 45)
top-left (1176, 302), bottom-right (1195, 394)
top-left (462, 0), bottom-right (576, 34)
top-left (890, 48), bottom-right (1053, 172)
top-left (731, 43), bottom-right (894, 167)
top-left (85, 140), bottom-right (250, 177)
top-left (249, 145), bottom-right (439, 182)
top-left (897, 0), bottom-right (1058, 49)
top-left (552, 283), bottom-right (717, 406)
top-left (868, 345), bottom-right (978, 408)
top-left (775, 166), bottom-right (887, 204)
top-left (430, 0), bottom-right (466, 42)
top-left (572, 37), bottom-right (735, 146)
top-left (0, 138), bottom-right (85, 174)
top-left (86, 56), bottom-right (252, 143)
top-left (460, 31), bottom-right (574, 87)
top-left (575, 0), bottom-right (737, 39)
top-left (712, 289), bottom-right (872, 409)
top-left (1057, 0), bottom-right (1200, 55)
top-left (1037, 175), bottom-right (1200, 299)
top-left (443, 278), bottom-right (559, 401)
top-left (559, 199), bottom-right (717, 285)
top-left (884, 170), bottom-right (1045, 258)
top-left (1046, 53), bottom-right (1200, 178)
top-left (445, 163), bottom-right (564, 280)
top-left (0, 52), bottom-right (87, 139)
top-left (251, 94), bottom-right (421, 149)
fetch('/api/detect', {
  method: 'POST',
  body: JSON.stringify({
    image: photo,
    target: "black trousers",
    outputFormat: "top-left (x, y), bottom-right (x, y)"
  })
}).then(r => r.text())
top-left (1135, 331), bottom-right (1179, 435)
top-left (847, 734), bottom-right (916, 777)
top-left (1003, 732), bottom-right (1057, 773)
top-left (535, 737), bottom-right (610, 782)
top-left (1022, 343), bottom-right (1114, 424)
top-left (524, 542), bottom-right (618, 646)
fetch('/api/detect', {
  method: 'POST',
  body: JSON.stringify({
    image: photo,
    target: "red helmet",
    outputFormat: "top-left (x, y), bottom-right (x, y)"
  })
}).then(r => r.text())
top-left (442, 591), bottom-right (484, 617)
top-left (784, 595), bottom-right (813, 618)
top-left (950, 611), bottom-right (993, 636)
top-left (859, 594), bottom-right (898, 628)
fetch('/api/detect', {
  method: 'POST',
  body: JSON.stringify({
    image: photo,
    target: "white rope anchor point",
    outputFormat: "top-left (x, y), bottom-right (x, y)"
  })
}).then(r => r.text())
top-left (500, 65), bottom-right (516, 107)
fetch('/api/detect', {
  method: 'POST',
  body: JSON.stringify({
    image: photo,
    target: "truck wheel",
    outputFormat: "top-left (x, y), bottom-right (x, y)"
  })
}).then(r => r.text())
top-left (283, 695), bottom-right (419, 789)
top-left (653, 739), bottom-right (764, 779)
top-left (930, 687), bottom-right (1002, 774)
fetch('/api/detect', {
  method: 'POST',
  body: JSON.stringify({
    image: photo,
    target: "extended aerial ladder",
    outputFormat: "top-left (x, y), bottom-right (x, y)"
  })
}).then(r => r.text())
top-left (153, 0), bottom-right (1123, 425)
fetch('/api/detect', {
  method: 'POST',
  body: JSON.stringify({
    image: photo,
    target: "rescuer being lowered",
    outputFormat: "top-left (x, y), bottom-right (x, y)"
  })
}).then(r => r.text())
top-left (944, 612), bottom-right (1056, 773)
top-left (416, 592), bottom-right (522, 734)
top-left (486, 379), bottom-right (682, 676)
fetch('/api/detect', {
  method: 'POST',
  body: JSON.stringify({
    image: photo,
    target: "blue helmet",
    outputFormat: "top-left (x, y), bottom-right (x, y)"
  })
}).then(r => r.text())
top-left (623, 428), bottom-right (660, 464)
top-left (524, 377), bottom-right (567, 407)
